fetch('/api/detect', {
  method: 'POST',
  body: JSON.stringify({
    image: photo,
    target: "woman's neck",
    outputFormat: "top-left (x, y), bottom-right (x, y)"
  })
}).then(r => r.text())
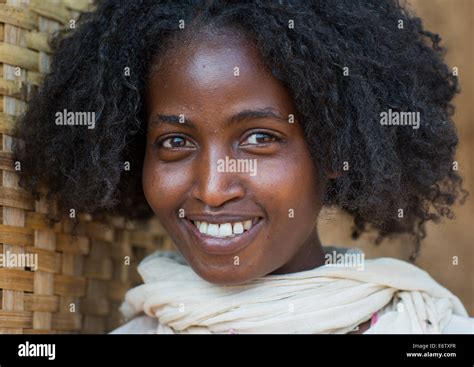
top-left (270, 229), bottom-right (326, 275)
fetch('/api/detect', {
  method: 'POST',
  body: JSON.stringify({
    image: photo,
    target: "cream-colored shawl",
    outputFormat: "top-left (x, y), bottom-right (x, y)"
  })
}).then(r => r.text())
top-left (114, 248), bottom-right (472, 334)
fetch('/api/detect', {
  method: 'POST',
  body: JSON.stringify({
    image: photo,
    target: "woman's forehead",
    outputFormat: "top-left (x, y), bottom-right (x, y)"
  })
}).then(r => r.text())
top-left (150, 30), bottom-right (267, 87)
top-left (146, 33), bottom-right (294, 119)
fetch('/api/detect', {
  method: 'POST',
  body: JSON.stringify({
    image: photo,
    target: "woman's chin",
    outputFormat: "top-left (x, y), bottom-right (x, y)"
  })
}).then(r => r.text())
top-left (191, 264), bottom-right (259, 286)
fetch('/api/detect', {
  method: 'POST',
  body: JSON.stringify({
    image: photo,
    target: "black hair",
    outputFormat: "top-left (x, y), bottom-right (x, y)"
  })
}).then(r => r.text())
top-left (14, 0), bottom-right (466, 258)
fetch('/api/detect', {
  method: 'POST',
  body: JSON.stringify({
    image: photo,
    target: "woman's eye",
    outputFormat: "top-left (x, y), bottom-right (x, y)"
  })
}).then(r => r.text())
top-left (160, 136), bottom-right (195, 149)
top-left (241, 132), bottom-right (278, 146)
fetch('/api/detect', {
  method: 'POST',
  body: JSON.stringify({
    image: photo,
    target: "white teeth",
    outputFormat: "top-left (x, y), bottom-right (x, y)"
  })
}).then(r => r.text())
top-left (219, 223), bottom-right (233, 237)
top-left (207, 223), bottom-right (220, 237)
top-left (198, 221), bottom-right (208, 234)
top-left (191, 219), bottom-right (258, 238)
top-left (233, 222), bottom-right (244, 234)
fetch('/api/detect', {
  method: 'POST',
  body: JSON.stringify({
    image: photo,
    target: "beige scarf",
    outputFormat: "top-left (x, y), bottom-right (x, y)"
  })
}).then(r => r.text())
top-left (119, 248), bottom-right (470, 334)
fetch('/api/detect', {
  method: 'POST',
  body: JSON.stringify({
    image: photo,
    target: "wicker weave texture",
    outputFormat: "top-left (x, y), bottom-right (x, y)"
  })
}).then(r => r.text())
top-left (0, 0), bottom-right (173, 334)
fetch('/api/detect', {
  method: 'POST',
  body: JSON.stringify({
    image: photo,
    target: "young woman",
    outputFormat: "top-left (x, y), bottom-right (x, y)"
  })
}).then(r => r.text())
top-left (14, 0), bottom-right (472, 334)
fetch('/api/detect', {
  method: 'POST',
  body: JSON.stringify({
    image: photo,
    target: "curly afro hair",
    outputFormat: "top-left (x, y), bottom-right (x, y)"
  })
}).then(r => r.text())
top-left (14, 0), bottom-right (466, 258)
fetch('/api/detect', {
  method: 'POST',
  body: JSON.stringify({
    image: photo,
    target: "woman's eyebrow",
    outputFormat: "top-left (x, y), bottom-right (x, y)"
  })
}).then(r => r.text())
top-left (149, 108), bottom-right (289, 128)
top-left (228, 108), bottom-right (289, 126)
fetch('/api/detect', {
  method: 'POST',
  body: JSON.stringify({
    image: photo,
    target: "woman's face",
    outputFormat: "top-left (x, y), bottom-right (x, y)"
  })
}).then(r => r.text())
top-left (143, 30), bottom-right (326, 285)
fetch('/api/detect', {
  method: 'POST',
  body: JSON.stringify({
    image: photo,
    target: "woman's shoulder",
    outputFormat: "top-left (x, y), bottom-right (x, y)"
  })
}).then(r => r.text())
top-left (109, 315), bottom-right (158, 334)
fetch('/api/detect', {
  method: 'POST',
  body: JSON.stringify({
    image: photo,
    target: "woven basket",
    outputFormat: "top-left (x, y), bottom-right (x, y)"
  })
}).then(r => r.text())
top-left (0, 0), bottom-right (174, 334)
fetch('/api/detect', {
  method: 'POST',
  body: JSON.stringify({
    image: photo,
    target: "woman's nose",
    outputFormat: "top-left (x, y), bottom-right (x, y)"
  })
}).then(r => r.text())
top-left (190, 147), bottom-right (246, 208)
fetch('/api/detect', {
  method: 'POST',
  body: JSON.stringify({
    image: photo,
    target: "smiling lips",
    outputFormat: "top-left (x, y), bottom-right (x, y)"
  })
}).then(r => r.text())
top-left (191, 219), bottom-right (258, 238)
top-left (183, 216), bottom-right (262, 255)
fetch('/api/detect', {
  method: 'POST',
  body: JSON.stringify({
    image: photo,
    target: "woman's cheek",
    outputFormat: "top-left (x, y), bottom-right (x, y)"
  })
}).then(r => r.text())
top-left (253, 159), bottom-right (299, 201)
top-left (143, 159), bottom-right (191, 212)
